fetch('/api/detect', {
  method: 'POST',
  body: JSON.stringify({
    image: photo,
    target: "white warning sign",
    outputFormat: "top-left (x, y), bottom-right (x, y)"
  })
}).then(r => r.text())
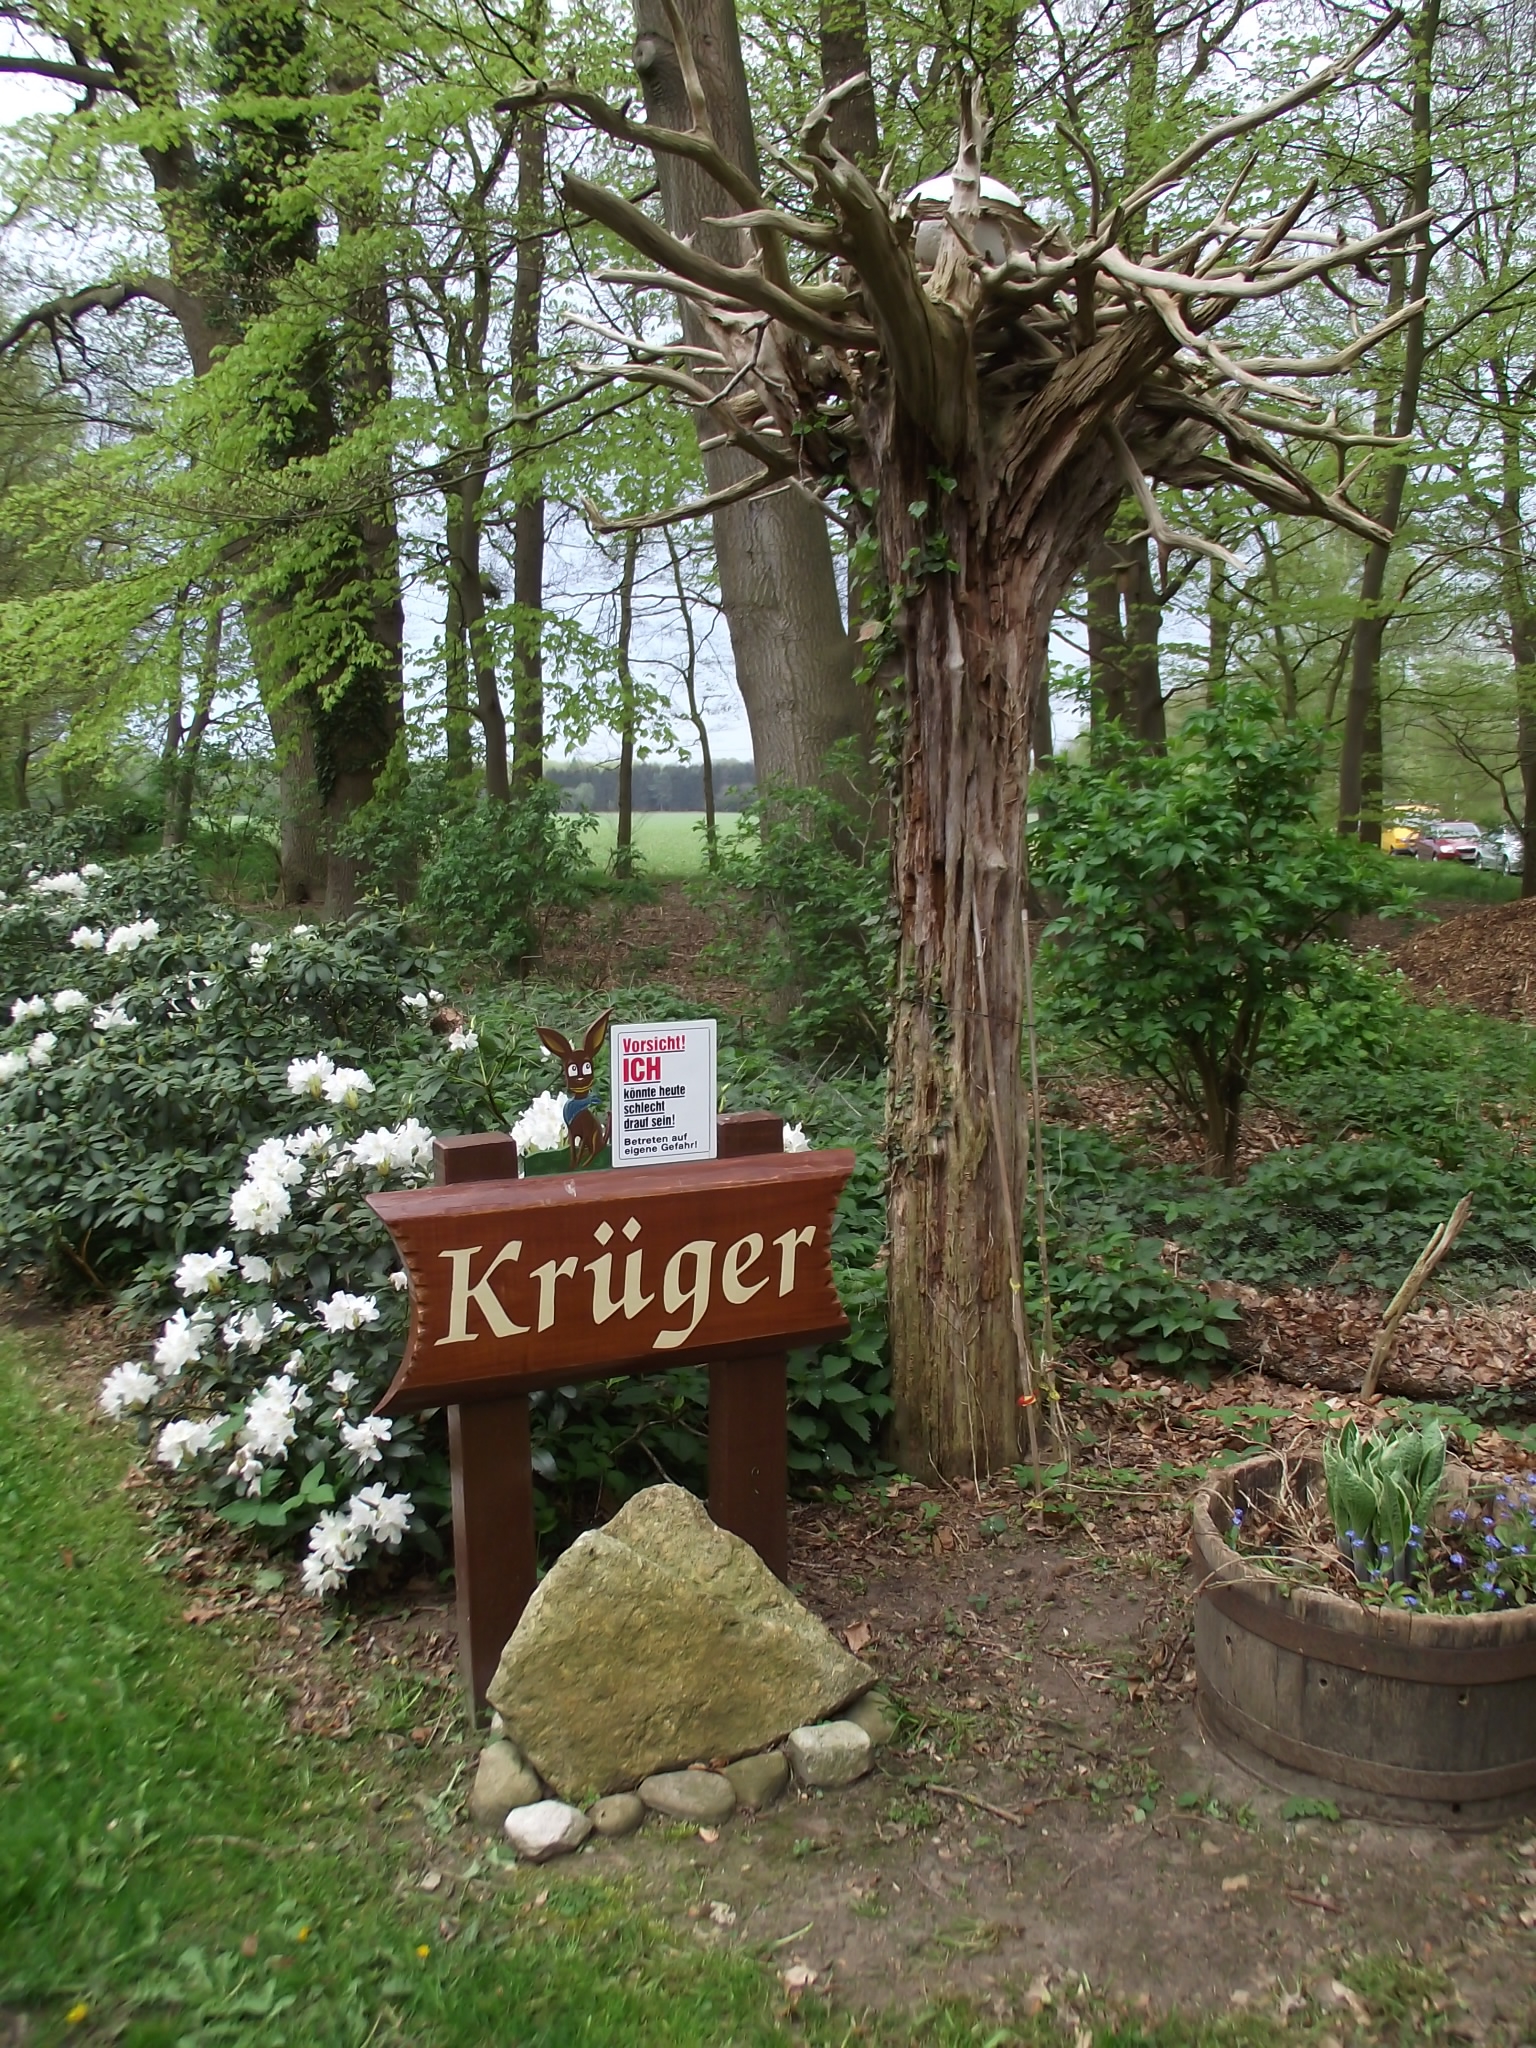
top-left (610, 1018), bottom-right (718, 1167)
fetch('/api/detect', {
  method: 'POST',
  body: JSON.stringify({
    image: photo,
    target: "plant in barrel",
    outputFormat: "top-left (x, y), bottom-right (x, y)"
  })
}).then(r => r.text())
top-left (1322, 1419), bottom-right (1447, 1588)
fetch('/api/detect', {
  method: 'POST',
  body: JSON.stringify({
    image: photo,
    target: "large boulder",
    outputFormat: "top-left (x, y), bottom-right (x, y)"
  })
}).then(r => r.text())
top-left (486, 1483), bottom-right (872, 1798)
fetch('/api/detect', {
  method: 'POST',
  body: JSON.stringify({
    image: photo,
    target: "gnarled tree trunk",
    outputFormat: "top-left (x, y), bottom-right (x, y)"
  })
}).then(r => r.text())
top-left (878, 350), bottom-right (1150, 1478)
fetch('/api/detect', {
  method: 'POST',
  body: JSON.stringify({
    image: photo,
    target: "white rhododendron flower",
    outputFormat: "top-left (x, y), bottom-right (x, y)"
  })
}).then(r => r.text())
top-left (227, 1444), bottom-right (265, 1496)
top-left (339, 1415), bottom-right (392, 1469)
top-left (429, 988), bottom-right (444, 1003)
top-left (239, 1254), bottom-right (273, 1285)
top-left (328, 1368), bottom-right (358, 1396)
top-left (348, 1483), bottom-right (413, 1548)
top-left (229, 1176), bottom-right (292, 1235)
top-left (284, 1124), bottom-right (335, 1162)
top-left (92, 1004), bottom-right (136, 1031)
top-left (239, 1373), bottom-right (304, 1460)
top-left (31, 871), bottom-right (88, 899)
top-left (782, 1123), bottom-right (810, 1153)
top-left (511, 1090), bottom-right (569, 1156)
top-left (0, 1051), bottom-right (26, 1083)
top-left (316, 1290), bottom-right (379, 1333)
top-left (400, 991), bottom-right (429, 1013)
top-left (28, 1031), bottom-right (56, 1067)
top-left (69, 926), bottom-right (105, 951)
top-left (175, 1247), bottom-right (235, 1297)
top-left (155, 1417), bottom-right (226, 1470)
top-left (347, 1119), bottom-right (433, 1177)
top-left (51, 989), bottom-right (90, 1013)
top-left (389, 1269), bottom-right (409, 1292)
top-left (100, 1362), bottom-right (159, 1417)
top-left (10, 995), bottom-right (45, 1022)
top-left (154, 1308), bottom-right (213, 1377)
top-left (245, 1136), bottom-right (305, 1188)
top-left (446, 1028), bottom-right (478, 1054)
top-left (104, 918), bottom-right (159, 955)
top-left (247, 941), bottom-right (273, 970)
top-left (292, 923), bottom-right (315, 937)
top-left (322, 1066), bottom-right (374, 1109)
top-left (300, 1509), bottom-right (367, 1595)
top-left (79, 862), bottom-right (105, 880)
top-left (286, 1052), bottom-right (334, 1098)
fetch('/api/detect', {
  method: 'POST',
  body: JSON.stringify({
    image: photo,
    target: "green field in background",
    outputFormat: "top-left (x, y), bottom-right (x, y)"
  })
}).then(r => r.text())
top-left (578, 810), bottom-right (747, 876)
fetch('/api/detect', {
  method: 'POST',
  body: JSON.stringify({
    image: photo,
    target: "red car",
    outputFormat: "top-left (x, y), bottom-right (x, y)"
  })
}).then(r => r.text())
top-left (1412, 820), bottom-right (1482, 862)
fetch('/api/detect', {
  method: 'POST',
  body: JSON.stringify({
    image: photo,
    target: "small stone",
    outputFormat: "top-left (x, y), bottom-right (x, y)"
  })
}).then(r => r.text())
top-left (468, 1740), bottom-right (542, 1830)
top-left (590, 1793), bottom-right (646, 1837)
top-left (724, 1750), bottom-right (790, 1812)
top-left (503, 1799), bottom-right (593, 1862)
top-left (786, 1719), bottom-right (872, 1788)
top-left (841, 1690), bottom-right (900, 1746)
top-left (638, 1770), bottom-right (737, 1823)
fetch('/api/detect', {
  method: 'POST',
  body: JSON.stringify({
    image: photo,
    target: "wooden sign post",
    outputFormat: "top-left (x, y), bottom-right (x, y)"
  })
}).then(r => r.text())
top-left (368, 1114), bottom-right (854, 1712)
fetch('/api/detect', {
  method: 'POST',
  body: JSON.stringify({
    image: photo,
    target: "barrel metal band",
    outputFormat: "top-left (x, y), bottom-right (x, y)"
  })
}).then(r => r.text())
top-left (1204, 1578), bottom-right (1536, 1686)
top-left (1199, 1684), bottom-right (1536, 1804)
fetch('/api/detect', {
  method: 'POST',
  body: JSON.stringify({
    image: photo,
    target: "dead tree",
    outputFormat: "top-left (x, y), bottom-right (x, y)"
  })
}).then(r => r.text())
top-left (506, 12), bottom-right (1428, 1479)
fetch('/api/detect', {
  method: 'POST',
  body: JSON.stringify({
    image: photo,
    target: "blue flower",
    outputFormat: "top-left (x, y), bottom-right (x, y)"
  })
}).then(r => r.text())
top-left (1450, 1553), bottom-right (1465, 1567)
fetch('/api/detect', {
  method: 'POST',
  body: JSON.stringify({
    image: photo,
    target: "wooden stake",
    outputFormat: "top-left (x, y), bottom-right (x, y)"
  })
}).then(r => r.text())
top-left (1361, 1193), bottom-right (1473, 1401)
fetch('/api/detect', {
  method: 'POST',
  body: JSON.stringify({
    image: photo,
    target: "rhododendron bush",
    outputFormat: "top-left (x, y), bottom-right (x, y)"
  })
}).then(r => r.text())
top-left (0, 831), bottom-right (891, 1597)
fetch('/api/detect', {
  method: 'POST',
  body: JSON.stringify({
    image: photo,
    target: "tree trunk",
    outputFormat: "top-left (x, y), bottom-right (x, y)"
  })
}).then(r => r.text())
top-left (163, 606), bottom-right (222, 847)
top-left (1125, 533), bottom-right (1165, 749)
top-left (449, 471), bottom-right (507, 801)
top-left (666, 530), bottom-right (718, 865)
top-left (1031, 674), bottom-right (1054, 763)
top-left (512, 495), bottom-right (545, 789)
top-left (880, 412), bottom-right (1129, 1479)
top-left (10, 719), bottom-right (29, 810)
top-left (1495, 409), bottom-right (1536, 901)
top-left (1337, 0), bottom-right (1440, 842)
top-left (818, 0), bottom-right (880, 168)
top-left (267, 690), bottom-right (327, 905)
top-left (1086, 532), bottom-right (1162, 746)
top-left (633, 0), bottom-right (876, 796)
top-left (443, 495), bottom-right (474, 780)
top-left (510, 92), bottom-right (548, 792)
top-left (614, 530), bottom-right (640, 879)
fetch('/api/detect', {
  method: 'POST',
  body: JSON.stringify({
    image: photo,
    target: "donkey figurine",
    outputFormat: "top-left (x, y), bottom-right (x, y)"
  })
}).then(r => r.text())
top-left (536, 1009), bottom-right (613, 1168)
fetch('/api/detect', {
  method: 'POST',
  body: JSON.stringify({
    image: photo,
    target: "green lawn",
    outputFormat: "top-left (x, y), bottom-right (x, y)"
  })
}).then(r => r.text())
top-left (579, 811), bottom-right (748, 878)
top-left (1375, 854), bottom-right (1520, 903)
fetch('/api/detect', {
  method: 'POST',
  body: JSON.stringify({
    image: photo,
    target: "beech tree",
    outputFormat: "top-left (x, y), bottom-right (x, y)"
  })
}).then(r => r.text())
top-left (512, 14), bottom-right (1430, 1476)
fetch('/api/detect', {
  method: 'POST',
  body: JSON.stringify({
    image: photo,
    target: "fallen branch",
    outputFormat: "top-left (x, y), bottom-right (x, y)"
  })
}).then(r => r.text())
top-left (929, 1783), bottom-right (1043, 1827)
top-left (1361, 1193), bottom-right (1474, 1400)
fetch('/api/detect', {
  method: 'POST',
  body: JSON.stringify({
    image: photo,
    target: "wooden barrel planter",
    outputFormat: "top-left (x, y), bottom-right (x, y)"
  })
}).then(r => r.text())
top-left (1192, 1454), bottom-right (1536, 1828)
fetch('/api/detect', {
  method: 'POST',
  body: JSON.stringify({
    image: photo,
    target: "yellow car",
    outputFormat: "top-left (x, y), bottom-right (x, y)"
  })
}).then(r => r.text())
top-left (1381, 806), bottom-right (1440, 856)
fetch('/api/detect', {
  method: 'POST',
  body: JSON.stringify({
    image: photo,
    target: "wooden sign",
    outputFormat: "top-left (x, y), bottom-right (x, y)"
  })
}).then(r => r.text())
top-left (368, 1150), bottom-right (852, 1413)
top-left (365, 1117), bottom-right (856, 1712)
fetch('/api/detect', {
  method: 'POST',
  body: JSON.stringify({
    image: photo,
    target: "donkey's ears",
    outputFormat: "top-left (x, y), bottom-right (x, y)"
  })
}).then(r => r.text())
top-left (537, 1026), bottom-right (574, 1061)
top-left (582, 1008), bottom-right (613, 1058)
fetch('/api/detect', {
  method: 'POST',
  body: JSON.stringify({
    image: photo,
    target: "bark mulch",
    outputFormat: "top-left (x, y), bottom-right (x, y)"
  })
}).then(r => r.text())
top-left (1393, 895), bottom-right (1536, 1022)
